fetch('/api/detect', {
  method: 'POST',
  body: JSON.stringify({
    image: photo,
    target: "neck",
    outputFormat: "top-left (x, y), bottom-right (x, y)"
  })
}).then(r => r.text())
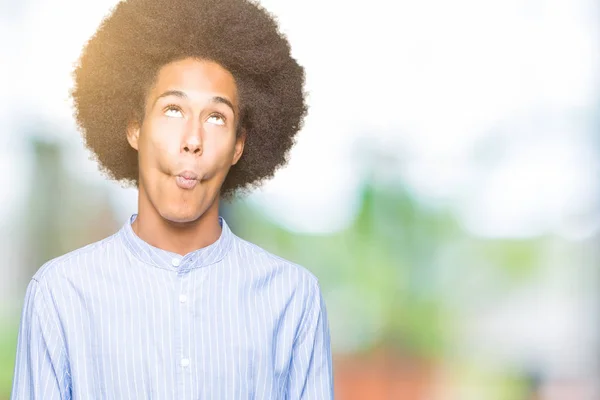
top-left (132, 190), bottom-right (222, 256)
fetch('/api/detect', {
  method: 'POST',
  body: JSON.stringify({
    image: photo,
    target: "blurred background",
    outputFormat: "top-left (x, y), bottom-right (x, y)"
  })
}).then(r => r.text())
top-left (1, 0), bottom-right (599, 398)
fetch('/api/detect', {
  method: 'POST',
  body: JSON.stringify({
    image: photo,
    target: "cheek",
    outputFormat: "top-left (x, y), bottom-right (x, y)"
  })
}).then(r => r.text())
top-left (140, 122), bottom-right (182, 166)
top-left (193, 139), bottom-right (235, 182)
top-left (203, 135), bottom-right (237, 167)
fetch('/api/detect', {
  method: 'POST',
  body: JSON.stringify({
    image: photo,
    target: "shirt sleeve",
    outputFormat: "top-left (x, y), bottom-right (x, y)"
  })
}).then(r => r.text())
top-left (286, 280), bottom-right (334, 399)
top-left (11, 278), bottom-right (71, 400)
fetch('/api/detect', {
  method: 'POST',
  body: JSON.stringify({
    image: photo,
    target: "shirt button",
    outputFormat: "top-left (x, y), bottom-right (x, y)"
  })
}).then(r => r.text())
top-left (179, 294), bottom-right (187, 303)
top-left (180, 358), bottom-right (190, 367)
top-left (171, 258), bottom-right (181, 267)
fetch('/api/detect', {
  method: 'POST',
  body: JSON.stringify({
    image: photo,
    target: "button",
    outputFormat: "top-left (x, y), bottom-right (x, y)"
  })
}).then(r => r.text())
top-left (179, 294), bottom-right (187, 303)
top-left (180, 358), bottom-right (190, 367)
top-left (171, 258), bottom-right (181, 267)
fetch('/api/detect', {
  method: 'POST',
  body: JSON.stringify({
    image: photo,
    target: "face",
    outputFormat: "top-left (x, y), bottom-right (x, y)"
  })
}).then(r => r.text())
top-left (127, 58), bottom-right (245, 224)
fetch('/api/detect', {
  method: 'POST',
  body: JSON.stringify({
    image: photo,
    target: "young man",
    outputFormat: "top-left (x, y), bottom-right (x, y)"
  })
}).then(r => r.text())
top-left (11, 0), bottom-right (333, 398)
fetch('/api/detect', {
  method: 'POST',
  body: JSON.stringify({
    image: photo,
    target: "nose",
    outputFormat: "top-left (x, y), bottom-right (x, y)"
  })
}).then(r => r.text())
top-left (181, 125), bottom-right (203, 155)
top-left (182, 140), bottom-right (202, 155)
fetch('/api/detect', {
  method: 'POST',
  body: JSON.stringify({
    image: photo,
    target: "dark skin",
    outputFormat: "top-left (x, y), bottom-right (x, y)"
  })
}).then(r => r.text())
top-left (126, 58), bottom-right (246, 255)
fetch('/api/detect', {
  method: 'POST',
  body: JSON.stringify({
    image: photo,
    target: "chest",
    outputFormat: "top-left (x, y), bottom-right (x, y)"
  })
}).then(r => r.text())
top-left (58, 267), bottom-right (295, 398)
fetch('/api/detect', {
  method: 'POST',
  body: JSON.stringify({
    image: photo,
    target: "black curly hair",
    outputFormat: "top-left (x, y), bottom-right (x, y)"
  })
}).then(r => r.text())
top-left (71, 0), bottom-right (307, 199)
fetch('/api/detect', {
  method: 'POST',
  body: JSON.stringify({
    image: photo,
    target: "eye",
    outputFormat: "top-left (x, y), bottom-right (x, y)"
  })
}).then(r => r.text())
top-left (164, 105), bottom-right (183, 118)
top-left (206, 114), bottom-right (225, 126)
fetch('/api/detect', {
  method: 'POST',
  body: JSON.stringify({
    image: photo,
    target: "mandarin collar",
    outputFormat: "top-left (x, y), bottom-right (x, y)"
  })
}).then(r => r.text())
top-left (119, 214), bottom-right (233, 271)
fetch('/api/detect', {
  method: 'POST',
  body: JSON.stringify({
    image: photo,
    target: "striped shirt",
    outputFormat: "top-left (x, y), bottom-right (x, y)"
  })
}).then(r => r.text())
top-left (11, 214), bottom-right (334, 399)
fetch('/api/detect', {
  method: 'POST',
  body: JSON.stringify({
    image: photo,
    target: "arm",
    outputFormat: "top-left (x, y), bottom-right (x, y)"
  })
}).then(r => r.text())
top-left (286, 280), bottom-right (334, 399)
top-left (11, 279), bottom-right (71, 400)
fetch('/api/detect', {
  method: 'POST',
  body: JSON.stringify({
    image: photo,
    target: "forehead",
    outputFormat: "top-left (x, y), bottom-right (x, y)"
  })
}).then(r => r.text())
top-left (150, 58), bottom-right (238, 106)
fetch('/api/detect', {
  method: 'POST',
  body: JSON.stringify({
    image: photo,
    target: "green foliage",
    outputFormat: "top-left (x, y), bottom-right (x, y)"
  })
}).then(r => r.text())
top-left (0, 320), bottom-right (17, 399)
top-left (473, 239), bottom-right (544, 281)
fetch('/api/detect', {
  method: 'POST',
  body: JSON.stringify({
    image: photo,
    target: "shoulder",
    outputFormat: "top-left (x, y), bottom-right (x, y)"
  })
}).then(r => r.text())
top-left (31, 232), bottom-right (120, 285)
top-left (231, 234), bottom-right (321, 291)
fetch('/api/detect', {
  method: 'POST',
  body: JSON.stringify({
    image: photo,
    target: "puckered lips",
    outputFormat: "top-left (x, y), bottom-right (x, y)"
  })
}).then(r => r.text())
top-left (175, 171), bottom-right (200, 190)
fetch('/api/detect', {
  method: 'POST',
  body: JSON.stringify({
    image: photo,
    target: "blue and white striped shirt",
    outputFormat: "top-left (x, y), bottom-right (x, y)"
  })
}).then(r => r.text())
top-left (11, 214), bottom-right (333, 399)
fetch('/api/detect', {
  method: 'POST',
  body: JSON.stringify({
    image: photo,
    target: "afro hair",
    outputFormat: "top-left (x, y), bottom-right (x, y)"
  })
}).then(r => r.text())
top-left (71, 0), bottom-right (307, 199)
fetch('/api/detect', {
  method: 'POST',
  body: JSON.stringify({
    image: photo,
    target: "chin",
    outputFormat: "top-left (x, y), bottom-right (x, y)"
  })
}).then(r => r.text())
top-left (159, 207), bottom-right (204, 225)
top-left (143, 176), bottom-right (219, 225)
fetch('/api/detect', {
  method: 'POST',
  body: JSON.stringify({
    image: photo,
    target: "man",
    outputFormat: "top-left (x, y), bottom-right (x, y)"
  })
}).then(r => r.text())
top-left (11, 0), bottom-right (333, 398)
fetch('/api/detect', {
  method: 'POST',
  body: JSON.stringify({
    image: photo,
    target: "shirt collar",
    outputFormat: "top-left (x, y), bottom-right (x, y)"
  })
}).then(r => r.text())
top-left (119, 214), bottom-right (233, 271)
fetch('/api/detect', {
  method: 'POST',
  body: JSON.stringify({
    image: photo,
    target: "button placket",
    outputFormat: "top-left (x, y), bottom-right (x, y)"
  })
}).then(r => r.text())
top-left (176, 263), bottom-right (192, 387)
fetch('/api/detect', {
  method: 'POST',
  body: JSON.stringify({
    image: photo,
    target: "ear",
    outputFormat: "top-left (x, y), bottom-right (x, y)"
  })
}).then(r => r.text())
top-left (126, 120), bottom-right (141, 151)
top-left (232, 129), bottom-right (246, 165)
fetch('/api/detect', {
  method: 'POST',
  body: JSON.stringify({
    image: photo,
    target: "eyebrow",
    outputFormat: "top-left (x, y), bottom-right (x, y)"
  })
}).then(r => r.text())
top-left (153, 90), bottom-right (236, 115)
